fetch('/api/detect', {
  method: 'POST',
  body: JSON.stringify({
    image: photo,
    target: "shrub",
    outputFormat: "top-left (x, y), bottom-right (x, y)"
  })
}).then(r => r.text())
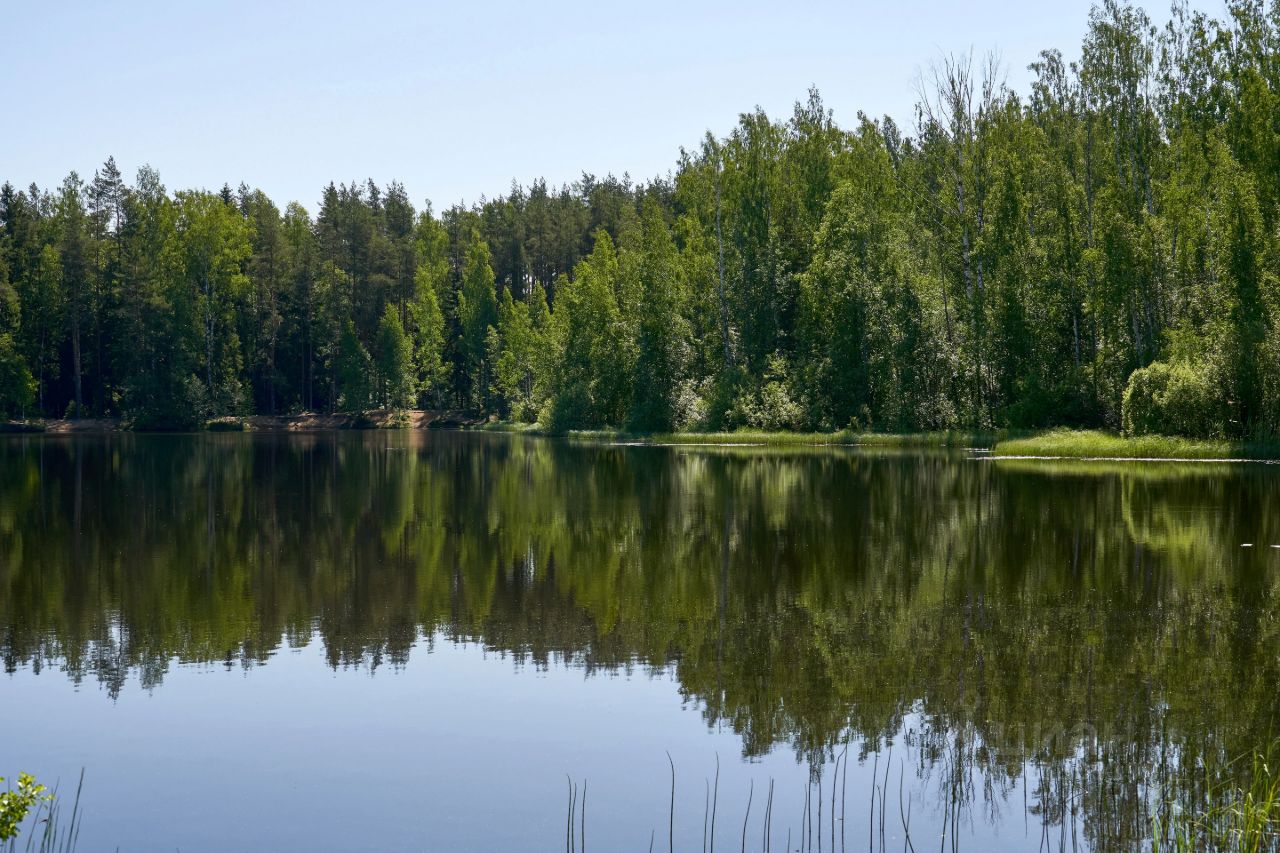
top-left (545, 381), bottom-right (594, 433)
top-left (1123, 360), bottom-right (1224, 438)
top-left (671, 377), bottom-right (708, 431)
top-left (726, 354), bottom-right (805, 431)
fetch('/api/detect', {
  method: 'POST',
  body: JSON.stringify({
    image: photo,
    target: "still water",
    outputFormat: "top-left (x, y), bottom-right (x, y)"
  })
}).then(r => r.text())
top-left (1, 432), bottom-right (1277, 851)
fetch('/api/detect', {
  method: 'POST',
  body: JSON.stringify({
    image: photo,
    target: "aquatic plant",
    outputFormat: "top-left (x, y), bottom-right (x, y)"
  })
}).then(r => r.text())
top-left (1154, 745), bottom-right (1280, 853)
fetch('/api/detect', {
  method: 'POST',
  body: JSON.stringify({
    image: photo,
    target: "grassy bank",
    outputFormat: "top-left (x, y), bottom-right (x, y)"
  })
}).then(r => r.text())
top-left (994, 429), bottom-right (1280, 461)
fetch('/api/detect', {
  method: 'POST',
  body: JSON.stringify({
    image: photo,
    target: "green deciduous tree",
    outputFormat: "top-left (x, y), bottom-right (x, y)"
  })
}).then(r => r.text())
top-left (628, 202), bottom-right (690, 432)
top-left (336, 319), bottom-right (371, 412)
top-left (172, 190), bottom-right (252, 416)
top-left (375, 304), bottom-right (414, 410)
top-left (547, 233), bottom-right (630, 429)
top-left (407, 264), bottom-right (449, 406)
top-left (456, 241), bottom-right (497, 409)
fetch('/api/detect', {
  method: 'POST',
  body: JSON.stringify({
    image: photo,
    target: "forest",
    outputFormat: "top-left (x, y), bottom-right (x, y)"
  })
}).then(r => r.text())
top-left (2, 0), bottom-right (1279, 437)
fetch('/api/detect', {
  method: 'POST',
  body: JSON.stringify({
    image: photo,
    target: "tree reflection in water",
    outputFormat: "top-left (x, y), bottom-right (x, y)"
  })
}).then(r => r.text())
top-left (1, 432), bottom-right (1278, 850)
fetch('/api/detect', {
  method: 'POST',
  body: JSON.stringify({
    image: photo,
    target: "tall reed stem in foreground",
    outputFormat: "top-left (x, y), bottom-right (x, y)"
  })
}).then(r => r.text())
top-left (1153, 743), bottom-right (1280, 853)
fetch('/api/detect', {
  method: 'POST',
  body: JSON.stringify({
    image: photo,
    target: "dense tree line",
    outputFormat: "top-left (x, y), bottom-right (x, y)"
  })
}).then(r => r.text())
top-left (3, 0), bottom-right (1280, 436)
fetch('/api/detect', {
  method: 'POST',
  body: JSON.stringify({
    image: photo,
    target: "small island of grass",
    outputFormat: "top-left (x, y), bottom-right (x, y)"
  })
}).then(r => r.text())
top-left (993, 429), bottom-right (1280, 461)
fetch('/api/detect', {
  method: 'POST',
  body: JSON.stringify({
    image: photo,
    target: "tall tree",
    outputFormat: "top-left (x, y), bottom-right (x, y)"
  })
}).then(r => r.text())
top-left (56, 174), bottom-right (90, 416)
top-left (171, 191), bottom-right (251, 415)
top-left (375, 304), bottom-right (414, 410)
top-left (456, 240), bottom-right (498, 409)
top-left (627, 202), bottom-right (689, 432)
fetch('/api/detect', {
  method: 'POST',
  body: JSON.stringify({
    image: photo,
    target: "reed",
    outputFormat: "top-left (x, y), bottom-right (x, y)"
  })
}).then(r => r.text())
top-left (1153, 743), bottom-right (1280, 853)
top-left (562, 752), bottom-right (922, 853)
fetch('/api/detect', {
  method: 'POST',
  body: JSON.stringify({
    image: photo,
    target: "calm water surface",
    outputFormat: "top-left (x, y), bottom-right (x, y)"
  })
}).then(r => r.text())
top-left (1, 432), bottom-right (1278, 851)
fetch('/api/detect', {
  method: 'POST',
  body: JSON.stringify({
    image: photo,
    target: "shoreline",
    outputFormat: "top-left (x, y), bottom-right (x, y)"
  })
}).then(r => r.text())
top-left (5, 418), bottom-right (1280, 462)
top-left (466, 423), bottom-right (1002, 448)
top-left (0, 410), bottom-right (486, 434)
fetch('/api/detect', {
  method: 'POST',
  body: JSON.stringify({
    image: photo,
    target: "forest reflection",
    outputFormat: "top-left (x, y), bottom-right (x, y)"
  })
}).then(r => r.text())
top-left (2, 432), bottom-right (1278, 849)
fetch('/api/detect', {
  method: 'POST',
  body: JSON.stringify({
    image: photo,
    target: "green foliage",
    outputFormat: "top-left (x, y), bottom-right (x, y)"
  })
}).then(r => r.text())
top-left (627, 202), bottom-right (690, 432)
top-left (726, 353), bottom-right (805, 431)
top-left (481, 324), bottom-right (502, 413)
top-left (1123, 360), bottom-right (1224, 438)
top-left (336, 319), bottom-right (371, 412)
top-left (0, 773), bottom-right (50, 843)
top-left (797, 124), bottom-right (950, 431)
top-left (0, 333), bottom-right (35, 417)
top-left (375, 305), bottom-right (413, 410)
top-left (16, 245), bottom-right (63, 411)
top-left (407, 265), bottom-right (448, 404)
top-left (546, 234), bottom-right (631, 430)
top-left (172, 190), bottom-right (251, 417)
top-left (491, 289), bottom-right (543, 421)
top-left (457, 241), bottom-right (498, 409)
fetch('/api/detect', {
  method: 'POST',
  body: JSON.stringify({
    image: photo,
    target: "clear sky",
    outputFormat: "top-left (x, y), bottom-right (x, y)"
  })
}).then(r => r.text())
top-left (7, 0), bottom-right (1179, 214)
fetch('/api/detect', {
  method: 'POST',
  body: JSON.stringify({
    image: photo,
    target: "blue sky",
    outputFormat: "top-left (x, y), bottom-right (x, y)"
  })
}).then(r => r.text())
top-left (7, 0), bottom-right (1179, 213)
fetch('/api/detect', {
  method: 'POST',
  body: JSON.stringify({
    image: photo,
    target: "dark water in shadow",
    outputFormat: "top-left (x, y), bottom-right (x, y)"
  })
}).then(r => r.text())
top-left (1, 432), bottom-right (1278, 851)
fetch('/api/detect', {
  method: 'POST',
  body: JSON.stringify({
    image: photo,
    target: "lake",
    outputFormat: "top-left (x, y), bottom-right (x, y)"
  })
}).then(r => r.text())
top-left (1, 432), bottom-right (1278, 851)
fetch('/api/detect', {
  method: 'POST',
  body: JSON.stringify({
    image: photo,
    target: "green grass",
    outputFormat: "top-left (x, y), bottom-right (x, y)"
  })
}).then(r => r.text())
top-left (994, 428), bottom-right (1280, 460)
